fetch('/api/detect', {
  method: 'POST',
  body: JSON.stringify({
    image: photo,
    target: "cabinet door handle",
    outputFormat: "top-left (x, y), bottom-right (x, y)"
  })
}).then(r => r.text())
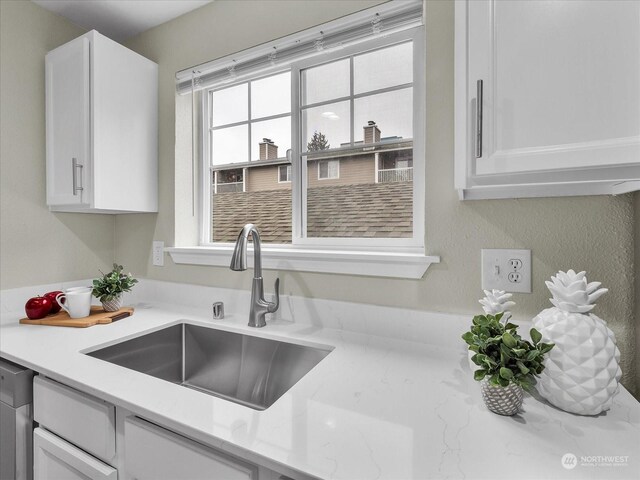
top-left (72, 158), bottom-right (83, 195)
top-left (476, 79), bottom-right (483, 158)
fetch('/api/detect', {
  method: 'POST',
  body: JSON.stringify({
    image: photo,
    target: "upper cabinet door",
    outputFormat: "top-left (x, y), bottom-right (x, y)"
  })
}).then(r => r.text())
top-left (45, 36), bottom-right (91, 206)
top-left (455, 0), bottom-right (640, 199)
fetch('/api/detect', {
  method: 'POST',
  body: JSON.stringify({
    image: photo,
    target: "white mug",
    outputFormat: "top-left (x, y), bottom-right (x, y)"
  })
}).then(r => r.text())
top-left (56, 288), bottom-right (92, 319)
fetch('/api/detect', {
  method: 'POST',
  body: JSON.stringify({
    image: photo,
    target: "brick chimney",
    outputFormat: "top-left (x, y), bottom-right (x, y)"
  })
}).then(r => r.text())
top-left (363, 121), bottom-right (381, 144)
top-left (259, 138), bottom-right (278, 160)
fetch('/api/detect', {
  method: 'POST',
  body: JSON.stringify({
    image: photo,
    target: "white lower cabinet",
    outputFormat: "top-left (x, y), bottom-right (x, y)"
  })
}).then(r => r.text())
top-left (124, 417), bottom-right (257, 480)
top-left (33, 428), bottom-right (117, 480)
top-left (32, 376), bottom-right (302, 480)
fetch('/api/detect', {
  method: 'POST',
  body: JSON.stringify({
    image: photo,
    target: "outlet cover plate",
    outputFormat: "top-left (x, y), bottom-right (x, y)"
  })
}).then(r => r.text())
top-left (152, 241), bottom-right (164, 267)
top-left (481, 249), bottom-right (531, 293)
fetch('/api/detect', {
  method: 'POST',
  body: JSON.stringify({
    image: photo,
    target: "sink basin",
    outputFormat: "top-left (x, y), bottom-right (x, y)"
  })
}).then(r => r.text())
top-left (86, 323), bottom-right (332, 410)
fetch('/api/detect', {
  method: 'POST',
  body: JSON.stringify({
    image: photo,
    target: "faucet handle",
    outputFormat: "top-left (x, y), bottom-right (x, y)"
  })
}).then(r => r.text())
top-left (267, 278), bottom-right (280, 313)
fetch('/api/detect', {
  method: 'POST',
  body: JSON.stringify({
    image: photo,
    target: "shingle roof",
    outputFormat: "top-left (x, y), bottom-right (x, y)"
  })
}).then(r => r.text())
top-left (212, 182), bottom-right (413, 243)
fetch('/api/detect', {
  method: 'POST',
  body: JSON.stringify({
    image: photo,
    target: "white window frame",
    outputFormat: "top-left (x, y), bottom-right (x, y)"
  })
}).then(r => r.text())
top-left (278, 165), bottom-right (292, 183)
top-left (292, 28), bottom-right (425, 251)
top-left (317, 160), bottom-right (340, 180)
top-left (171, 26), bottom-right (437, 279)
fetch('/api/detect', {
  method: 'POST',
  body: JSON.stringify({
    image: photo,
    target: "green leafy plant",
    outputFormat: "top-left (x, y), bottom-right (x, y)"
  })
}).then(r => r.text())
top-left (92, 264), bottom-right (138, 302)
top-left (461, 313), bottom-right (554, 391)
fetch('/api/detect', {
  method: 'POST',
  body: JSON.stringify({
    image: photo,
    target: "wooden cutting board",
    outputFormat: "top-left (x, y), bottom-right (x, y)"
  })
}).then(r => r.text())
top-left (20, 306), bottom-right (134, 328)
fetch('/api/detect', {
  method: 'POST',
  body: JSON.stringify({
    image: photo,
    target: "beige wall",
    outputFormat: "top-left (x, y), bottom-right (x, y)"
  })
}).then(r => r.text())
top-left (0, 0), bottom-right (115, 289)
top-left (114, 1), bottom-right (637, 391)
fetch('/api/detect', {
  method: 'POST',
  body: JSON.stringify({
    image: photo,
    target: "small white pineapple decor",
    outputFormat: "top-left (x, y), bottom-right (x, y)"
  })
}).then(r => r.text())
top-left (479, 289), bottom-right (515, 320)
top-left (468, 290), bottom-right (516, 370)
top-left (532, 270), bottom-right (621, 415)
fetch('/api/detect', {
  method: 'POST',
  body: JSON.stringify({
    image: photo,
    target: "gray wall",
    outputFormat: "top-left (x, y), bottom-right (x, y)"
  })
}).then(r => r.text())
top-left (115, 0), bottom-right (637, 392)
top-left (0, 0), bottom-right (114, 289)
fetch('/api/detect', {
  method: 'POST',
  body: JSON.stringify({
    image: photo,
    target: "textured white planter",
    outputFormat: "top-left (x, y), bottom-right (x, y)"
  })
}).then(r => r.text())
top-left (480, 379), bottom-right (523, 416)
top-left (101, 295), bottom-right (123, 312)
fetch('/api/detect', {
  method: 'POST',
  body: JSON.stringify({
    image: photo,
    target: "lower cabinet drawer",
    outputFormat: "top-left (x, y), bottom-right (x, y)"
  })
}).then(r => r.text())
top-left (34, 428), bottom-right (117, 480)
top-left (124, 417), bottom-right (258, 480)
top-left (33, 376), bottom-right (115, 463)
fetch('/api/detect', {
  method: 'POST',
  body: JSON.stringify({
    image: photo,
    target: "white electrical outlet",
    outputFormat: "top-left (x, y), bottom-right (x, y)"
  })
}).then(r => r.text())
top-left (481, 249), bottom-right (531, 293)
top-left (152, 241), bottom-right (164, 267)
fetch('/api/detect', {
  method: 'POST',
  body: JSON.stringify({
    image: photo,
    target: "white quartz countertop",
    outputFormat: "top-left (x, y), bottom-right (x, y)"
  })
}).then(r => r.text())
top-left (1, 286), bottom-right (639, 480)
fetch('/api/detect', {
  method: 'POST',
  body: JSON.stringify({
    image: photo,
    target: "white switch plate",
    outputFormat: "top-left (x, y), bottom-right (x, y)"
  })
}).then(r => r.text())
top-left (481, 249), bottom-right (531, 293)
top-left (152, 241), bottom-right (164, 267)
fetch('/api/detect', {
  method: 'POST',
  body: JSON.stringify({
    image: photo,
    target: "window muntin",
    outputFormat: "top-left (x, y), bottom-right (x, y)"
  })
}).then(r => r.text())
top-left (203, 30), bottom-right (424, 249)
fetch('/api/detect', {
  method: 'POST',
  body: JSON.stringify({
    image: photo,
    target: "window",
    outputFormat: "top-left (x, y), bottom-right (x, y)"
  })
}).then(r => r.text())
top-left (168, 2), bottom-right (436, 277)
top-left (201, 29), bottom-right (424, 248)
top-left (278, 165), bottom-right (291, 183)
top-left (317, 160), bottom-right (339, 180)
top-left (188, 1), bottom-right (425, 258)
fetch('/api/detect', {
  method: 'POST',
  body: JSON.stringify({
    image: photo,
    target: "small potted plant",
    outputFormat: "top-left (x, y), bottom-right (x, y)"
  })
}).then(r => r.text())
top-left (462, 313), bottom-right (554, 416)
top-left (92, 264), bottom-right (138, 312)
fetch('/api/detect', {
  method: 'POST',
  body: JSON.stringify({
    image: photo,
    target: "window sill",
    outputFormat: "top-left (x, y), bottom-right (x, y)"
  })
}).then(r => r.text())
top-left (166, 246), bottom-right (439, 279)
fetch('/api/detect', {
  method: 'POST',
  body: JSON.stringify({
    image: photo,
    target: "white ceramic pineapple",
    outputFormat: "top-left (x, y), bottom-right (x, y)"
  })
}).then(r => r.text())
top-left (532, 270), bottom-right (621, 415)
top-left (468, 290), bottom-right (516, 371)
top-left (479, 289), bottom-right (515, 321)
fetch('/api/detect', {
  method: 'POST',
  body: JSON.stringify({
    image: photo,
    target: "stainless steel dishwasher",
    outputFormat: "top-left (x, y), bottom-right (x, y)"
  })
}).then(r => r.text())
top-left (0, 357), bottom-right (34, 480)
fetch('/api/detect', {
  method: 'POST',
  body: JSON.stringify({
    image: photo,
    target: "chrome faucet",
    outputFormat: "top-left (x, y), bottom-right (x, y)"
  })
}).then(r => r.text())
top-left (230, 224), bottom-right (279, 328)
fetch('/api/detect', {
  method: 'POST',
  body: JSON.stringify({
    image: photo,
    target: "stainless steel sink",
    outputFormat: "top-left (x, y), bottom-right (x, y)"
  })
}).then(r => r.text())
top-left (86, 323), bottom-right (332, 410)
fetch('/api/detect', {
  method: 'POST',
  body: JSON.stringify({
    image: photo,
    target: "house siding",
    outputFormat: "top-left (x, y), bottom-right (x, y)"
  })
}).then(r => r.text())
top-left (246, 164), bottom-right (291, 192)
top-left (308, 155), bottom-right (375, 188)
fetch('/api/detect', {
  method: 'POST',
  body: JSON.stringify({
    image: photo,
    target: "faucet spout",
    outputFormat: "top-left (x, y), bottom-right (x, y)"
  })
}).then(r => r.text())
top-left (229, 224), bottom-right (279, 327)
top-left (230, 223), bottom-right (262, 278)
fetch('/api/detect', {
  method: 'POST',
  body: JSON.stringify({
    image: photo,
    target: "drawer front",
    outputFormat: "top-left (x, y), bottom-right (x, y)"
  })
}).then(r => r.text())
top-left (0, 358), bottom-right (33, 407)
top-left (124, 417), bottom-right (257, 480)
top-left (34, 428), bottom-right (117, 480)
top-left (33, 376), bottom-right (115, 463)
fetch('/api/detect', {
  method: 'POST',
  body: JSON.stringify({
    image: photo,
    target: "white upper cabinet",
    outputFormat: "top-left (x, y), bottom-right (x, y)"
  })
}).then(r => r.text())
top-left (46, 30), bottom-right (158, 213)
top-left (455, 0), bottom-right (640, 199)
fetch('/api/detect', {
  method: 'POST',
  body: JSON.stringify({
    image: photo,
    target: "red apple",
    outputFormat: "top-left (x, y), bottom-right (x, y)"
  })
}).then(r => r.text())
top-left (44, 290), bottom-right (64, 314)
top-left (25, 296), bottom-right (52, 320)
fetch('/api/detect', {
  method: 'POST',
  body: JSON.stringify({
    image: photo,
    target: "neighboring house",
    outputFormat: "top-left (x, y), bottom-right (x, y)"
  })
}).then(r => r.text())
top-left (212, 122), bottom-right (414, 193)
top-left (210, 121), bottom-right (414, 242)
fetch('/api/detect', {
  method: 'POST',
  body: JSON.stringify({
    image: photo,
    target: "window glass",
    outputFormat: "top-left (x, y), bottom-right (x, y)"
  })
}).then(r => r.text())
top-left (251, 116), bottom-right (291, 161)
top-left (354, 88), bottom-right (413, 141)
top-left (301, 59), bottom-right (350, 106)
top-left (211, 125), bottom-right (248, 166)
top-left (211, 83), bottom-right (247, 127)
top-left (303, 43), bottom-right (414, 240)
top-left (354, 42), bottom-right (413, 94)
top-left (251, 72), bottom-right (291, 118)
top-left (302, 101), bottom-right (350, 152)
